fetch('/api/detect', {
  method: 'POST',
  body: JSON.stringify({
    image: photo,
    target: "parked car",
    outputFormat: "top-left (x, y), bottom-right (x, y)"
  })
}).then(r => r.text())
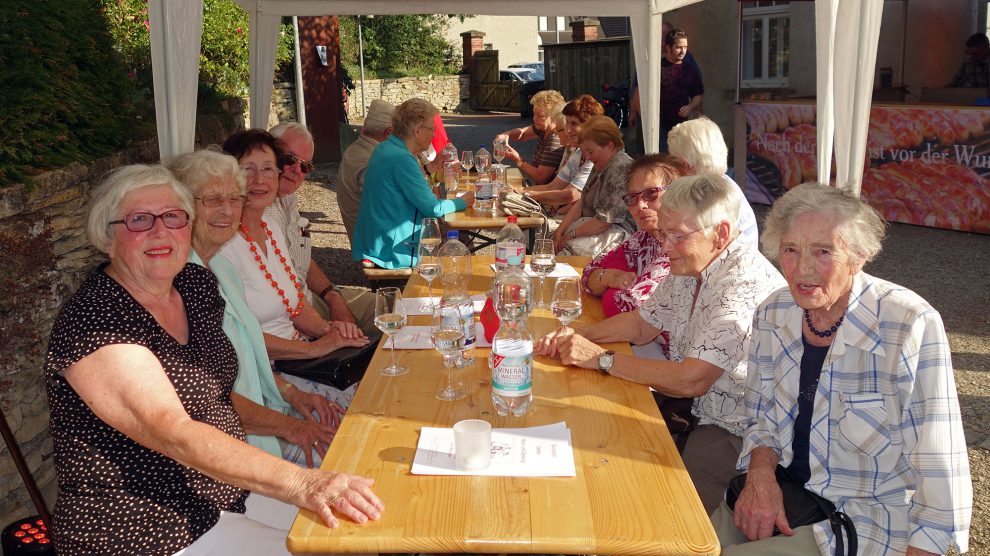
top-left (509, 62), bottom-right (545, 80)
top-left (502, 67), bottom-right (546, 119)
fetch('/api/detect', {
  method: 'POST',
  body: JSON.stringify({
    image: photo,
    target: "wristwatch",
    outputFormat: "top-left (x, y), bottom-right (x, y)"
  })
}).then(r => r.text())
top-left (597, 350), bottom-right (615, 375)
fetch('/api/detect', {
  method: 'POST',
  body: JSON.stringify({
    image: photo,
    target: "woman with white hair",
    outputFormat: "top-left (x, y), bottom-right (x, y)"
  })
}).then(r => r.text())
top-left (536, 173), bottom-right (785, 513)
top-left (714, 183), bottom-right (971, 556)
top-left (45, 164), bottom-right (383, 555)
top-left (667, 117), bottom-right (759, 248)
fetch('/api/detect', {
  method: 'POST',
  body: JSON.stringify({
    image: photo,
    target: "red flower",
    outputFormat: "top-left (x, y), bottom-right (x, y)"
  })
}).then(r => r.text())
top-left (236, 27), bottom-right (243, 34)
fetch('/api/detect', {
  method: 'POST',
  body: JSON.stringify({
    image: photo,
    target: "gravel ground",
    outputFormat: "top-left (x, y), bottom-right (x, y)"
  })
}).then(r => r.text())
top-left (299, 114), bottom-right (990, 555)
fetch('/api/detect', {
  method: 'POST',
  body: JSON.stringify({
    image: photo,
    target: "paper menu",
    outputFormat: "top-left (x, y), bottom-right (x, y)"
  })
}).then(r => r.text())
top-left (410, 422), bottom-right (576, 477)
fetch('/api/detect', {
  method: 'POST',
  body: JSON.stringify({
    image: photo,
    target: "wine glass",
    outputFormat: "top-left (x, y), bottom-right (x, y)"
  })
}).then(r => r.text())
top-left (529, 238), bottom-right (556, 309)
top-left (431, 303), bottom-right (468, 401)
top-left (551, 277), bottom-right (583, 327)
top-left (492, 136), bottom-right (508, 164)
top-left (415, 245), bottom-right (440, 312)
top-left (374, 287), bottom-right (408, 376)
top-left (460, 150), bottom-right (474, 186)
top-left (476, 151), bottom-right (491, 180)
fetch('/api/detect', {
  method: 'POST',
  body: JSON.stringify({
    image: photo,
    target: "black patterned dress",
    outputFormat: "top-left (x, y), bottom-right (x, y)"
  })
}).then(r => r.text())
top-left (45, 263), bottom-right (249, 555)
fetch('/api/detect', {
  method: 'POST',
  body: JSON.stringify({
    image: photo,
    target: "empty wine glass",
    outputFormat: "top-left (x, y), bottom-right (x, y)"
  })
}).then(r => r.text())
top-left (431, 303), bottom-right (468, 401)
top-left (551, 277), bottom-right (583, 327)
top-left (374, 287), bottom-right (408, 376)
top-left (529, 238), bottom-right (556, 309)
top-left (415, 245), bottom-right (440, 312)
top-left (460, 150), bottom-right (474, 186)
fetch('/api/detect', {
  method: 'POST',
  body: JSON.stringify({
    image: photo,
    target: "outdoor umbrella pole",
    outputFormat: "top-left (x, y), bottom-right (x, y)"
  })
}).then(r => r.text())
top-left (0, 404), bottom-right (52, 530)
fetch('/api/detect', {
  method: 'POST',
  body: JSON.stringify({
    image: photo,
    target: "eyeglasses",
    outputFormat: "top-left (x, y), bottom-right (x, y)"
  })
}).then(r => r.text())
top-left (241, 166), bottom-right (280, 180)
top-left (622, 186), bottom-right (666, 207)
top-left (661, 226), bottom-right (707, 246)
top-left (284, 152), bottom-right (314, 174)
top-left (195, 194), bottom-right (247, 208)
top-left (109, 210), bottom-right (190, 232)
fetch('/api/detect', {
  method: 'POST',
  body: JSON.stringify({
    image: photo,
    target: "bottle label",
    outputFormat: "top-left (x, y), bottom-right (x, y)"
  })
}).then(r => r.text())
top-left (495, 241), bottom-right (525, 267)
top-left (492, 353), bottom-right (532, 396)
top-left (476, 179), bottom-right (494, 200)
top-left (459, 301), bottom-right (476, 346)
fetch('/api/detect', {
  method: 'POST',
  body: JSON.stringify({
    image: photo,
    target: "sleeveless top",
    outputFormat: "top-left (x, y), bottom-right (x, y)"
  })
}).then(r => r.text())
top-left (44, 263), bottom-right (248, 555)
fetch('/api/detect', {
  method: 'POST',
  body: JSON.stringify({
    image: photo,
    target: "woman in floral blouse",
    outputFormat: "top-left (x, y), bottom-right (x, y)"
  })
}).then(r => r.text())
top-left (581, 155), bottom-right (685, 321)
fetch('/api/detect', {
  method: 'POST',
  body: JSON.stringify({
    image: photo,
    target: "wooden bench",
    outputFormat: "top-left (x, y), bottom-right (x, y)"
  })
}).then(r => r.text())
top-left (362, 266), bottom-right (413, 291)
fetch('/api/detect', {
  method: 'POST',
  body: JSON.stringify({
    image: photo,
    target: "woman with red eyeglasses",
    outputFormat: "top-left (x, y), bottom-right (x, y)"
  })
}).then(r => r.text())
top-left (580, 154), bottom-right (685, 320)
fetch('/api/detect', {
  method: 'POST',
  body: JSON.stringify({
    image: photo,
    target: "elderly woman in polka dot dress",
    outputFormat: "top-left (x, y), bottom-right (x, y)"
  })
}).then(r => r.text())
top-left (44, 165), bottom-right (383, 555)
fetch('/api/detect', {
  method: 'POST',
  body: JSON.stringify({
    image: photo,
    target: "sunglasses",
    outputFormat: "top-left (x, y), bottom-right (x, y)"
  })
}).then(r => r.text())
top-left (109, 210), bottom-right (190, 232)
top-left (284, 152), bottom-right (314, 174)
top-left (621, 186), bottom-right (666, 207)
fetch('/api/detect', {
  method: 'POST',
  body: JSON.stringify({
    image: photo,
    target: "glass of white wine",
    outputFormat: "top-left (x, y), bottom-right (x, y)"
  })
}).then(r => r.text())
top-left (431, 303), bottom-right (468, 401)
top-left (416, 218), bottom-right (442, 311)
top-left (460, 150), bottom-right (474, 187)
top-left (529, 238), bottom-right (557, 309)
top-left (551, 277), bottom-right (583, 327)
top-left (374, 287), bottom-right (408, 376)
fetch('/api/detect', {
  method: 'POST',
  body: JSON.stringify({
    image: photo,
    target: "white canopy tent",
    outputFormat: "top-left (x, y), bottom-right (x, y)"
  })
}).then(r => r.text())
top-left (148, 0), bottom-right (885, 196)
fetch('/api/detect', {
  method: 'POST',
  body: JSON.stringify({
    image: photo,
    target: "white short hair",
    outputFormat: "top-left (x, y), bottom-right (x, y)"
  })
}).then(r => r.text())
top-left (166, 149), bottom-right (246, 198)
top-left (87, 165), bottom-right (194, 253)
top-left (762, 182), bottom-right (886, 266)
top-left (660, 173), bottom-right (739, 238)
top-left (270, 122), bottom-right (314, 149)
top-left (668, 117), bottom-right (728, 175)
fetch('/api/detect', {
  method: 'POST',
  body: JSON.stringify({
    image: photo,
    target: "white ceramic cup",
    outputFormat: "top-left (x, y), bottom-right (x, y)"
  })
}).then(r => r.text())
top-left (453, 419), bottom-right (492, 470)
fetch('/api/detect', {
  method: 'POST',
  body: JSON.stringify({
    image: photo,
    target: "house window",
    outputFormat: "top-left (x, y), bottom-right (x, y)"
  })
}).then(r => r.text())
top-left (539, 16), bottom-right (548, 31)
top-left (556, 16), bottom-right (566, 31)
top-left (741, 3), bottom-right (790, 88)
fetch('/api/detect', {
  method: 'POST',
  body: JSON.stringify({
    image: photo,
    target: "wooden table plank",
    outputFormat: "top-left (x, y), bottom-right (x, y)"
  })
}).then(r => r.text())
top-left (287, 257), bottom-right (719, 555)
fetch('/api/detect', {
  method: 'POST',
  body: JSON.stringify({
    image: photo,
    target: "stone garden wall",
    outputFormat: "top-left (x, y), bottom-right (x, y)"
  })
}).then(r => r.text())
top-left (346, 74), bottom-right (470, 122)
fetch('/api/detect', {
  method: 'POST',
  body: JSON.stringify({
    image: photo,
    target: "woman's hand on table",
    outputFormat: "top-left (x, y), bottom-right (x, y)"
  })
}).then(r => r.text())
top-left (282, 384), bottom-right (345, 428)
top-left (460, 190), bottom-right (475, 209)
top-left (552, 229), bottom-right (568, 253)
top-left (732, 469), bottom-right (792, 540)
top-left (535, 326), bottom-right (575, 358)
top-left (556, 332), bottom-right (608, 369)
top-left (327, 320), bottom-right (365, 340)
top-left (291, 470), bottom-right (384, 528)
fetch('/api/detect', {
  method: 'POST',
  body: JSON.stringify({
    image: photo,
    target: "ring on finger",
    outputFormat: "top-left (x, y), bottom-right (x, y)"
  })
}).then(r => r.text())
top-left (329, 494), bottom-right (344, 506)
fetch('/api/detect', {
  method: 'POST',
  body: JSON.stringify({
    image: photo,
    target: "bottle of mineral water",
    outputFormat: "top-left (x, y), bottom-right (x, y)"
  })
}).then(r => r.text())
top-left (491, 309), bottom-right (534, 417)
top-left (490, 265), bottom-right (533, 416)
top-left (475, 177), bottom-right (495, 213)
top-left (494, 216), bottom-right (526, 271)
top-left (438, 231), bottom-right (476, 364)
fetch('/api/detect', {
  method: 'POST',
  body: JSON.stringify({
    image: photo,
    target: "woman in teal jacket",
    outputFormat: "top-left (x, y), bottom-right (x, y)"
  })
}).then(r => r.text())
top-left (352, 98), bottom-right (474, 269)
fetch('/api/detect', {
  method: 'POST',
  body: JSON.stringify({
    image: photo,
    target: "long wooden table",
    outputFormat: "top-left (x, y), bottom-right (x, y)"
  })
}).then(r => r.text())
top-left (444, 167), bottom-right (545, 251)
top-left (287, 257), bottom-right (719, 555)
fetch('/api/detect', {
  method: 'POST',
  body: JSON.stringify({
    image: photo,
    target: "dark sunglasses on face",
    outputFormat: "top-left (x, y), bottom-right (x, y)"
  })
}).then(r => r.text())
top-left (108, 210), bottom-right (190, 232)
top-left (622, 186), bottom-right (666, 207)
top-left (284, 152), bottom-right (314, 174)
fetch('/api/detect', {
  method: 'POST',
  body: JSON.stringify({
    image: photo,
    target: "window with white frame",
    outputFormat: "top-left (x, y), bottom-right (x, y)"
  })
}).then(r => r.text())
top-left (556, 16), bottom-right (566, 31)
top-left (741, 2), bottom-right (791, 87)
top-left (539, 16), bottom-right (548, 31)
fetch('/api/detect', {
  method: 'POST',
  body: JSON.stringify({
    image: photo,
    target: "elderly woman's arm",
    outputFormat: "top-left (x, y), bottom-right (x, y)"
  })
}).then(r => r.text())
top-left (262, 329), bottom-right (368, 361)
top-left (499, 126), bottom-right (537, 143)
top-left (65, 344), bottom-right (383, 528)
top-left (230, 393), bottom-right (337, 469)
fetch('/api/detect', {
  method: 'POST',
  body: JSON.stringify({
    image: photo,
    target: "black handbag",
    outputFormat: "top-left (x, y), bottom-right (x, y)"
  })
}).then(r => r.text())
top-left (273, 333), bottom-right (381, 390)
top-left (726, 465), bottom-right (857, 556)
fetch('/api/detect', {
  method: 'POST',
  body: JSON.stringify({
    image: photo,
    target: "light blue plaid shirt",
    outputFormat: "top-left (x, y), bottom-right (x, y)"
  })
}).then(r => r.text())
top-left (738, 272), bottom-right (971, 556)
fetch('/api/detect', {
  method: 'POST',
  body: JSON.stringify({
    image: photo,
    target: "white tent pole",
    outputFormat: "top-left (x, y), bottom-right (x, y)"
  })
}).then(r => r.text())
top-left (292, 16), bottom-right (307, 127)
top-left (248, 11), bottom-right (283, 129)
top-left (359, 18), bottom-right (367, 118)
top-left (148, 0), bottom-right (204, 159)
top-left (815, 0), bottom-right (838, 187)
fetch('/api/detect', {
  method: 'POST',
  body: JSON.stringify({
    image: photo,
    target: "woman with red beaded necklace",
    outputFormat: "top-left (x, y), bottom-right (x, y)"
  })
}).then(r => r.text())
top-left (219, 130), bottom-right (369, 364)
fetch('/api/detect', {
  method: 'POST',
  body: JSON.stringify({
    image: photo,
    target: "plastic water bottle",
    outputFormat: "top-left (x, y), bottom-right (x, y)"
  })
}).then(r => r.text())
top-left (438, 231), bottom-right (476, 362)
top-left (442, 141), bottom-right (458, 164)
top-left (443, 160), bottom-right (459, 192)
top-left (494, 216), bottom-right (526, 270)
top-left (490, 265), bottom-right (534, 417)
top-left (475, 177), bottom-right (495, 213)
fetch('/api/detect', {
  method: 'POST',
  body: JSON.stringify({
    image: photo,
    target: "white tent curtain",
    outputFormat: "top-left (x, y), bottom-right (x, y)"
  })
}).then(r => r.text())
top-left (148, 0), bottom-right (204, 159)
top-left (815, 0), bottom-right (884, 196)
top-left (156, 0), bottom-right (706, 159)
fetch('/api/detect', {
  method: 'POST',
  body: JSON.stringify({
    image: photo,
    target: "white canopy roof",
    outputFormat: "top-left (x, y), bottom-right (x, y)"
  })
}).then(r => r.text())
top-left (149, 0), bottom-right (884, 194)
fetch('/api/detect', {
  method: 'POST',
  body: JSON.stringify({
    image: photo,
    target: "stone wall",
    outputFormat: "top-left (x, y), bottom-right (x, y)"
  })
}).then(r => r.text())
top-left (0, 102), bottom-right (244, 528)
top-left (346, 74), bottom-right (470, 122)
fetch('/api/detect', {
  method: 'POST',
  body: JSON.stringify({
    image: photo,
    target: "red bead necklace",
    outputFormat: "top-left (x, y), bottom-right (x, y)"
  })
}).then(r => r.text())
top-left (240, 221), bottom-right (304, 317)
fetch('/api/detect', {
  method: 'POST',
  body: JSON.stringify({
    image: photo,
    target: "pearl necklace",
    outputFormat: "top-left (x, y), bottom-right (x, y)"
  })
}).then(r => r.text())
top-left (804, 309), bottom-right (844, 338)
top-left (241, 221), bottom-right (304, 317)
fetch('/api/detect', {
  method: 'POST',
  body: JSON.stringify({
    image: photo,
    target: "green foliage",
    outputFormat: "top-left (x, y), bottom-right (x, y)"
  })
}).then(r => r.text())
top-left (0, 0), bottom-right (146, 185)
top-left (338, 15), bottom-right (462, 81)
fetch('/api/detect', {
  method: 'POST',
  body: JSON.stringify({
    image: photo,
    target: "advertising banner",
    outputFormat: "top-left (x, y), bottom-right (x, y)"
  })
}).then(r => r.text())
top-left (742, 101), bottom-right (990, 234)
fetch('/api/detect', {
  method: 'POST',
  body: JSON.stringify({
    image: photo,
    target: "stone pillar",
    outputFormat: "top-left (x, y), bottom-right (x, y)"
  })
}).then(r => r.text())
top-left (460, 30), bottom-right (486, 76)
top-left (570, 18), bottom-right (601, 42)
